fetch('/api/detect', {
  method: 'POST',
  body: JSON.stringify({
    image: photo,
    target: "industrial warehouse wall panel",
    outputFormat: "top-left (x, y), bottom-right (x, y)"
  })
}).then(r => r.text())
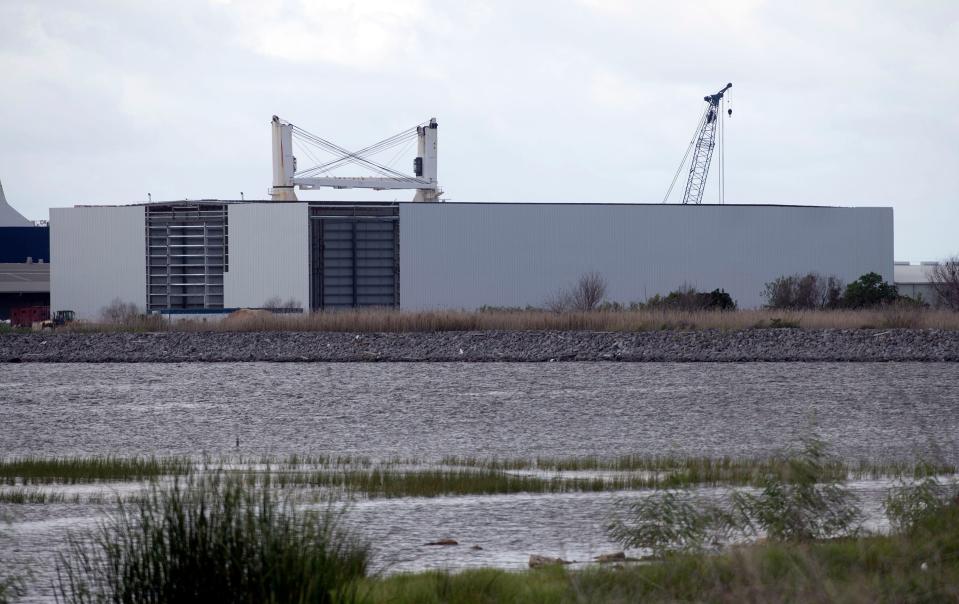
top-left (400, 204), bottom-right (894, 310)
top-left (224, 203), bottom-right (309, 309)
top-left (50, 206), bottom-right (146, 319)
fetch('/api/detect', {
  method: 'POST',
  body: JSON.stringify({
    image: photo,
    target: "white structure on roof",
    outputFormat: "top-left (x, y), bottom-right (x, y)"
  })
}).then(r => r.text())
top-left (0, 179), bottom-right (33, 227)
top-left (270, 116), bottom-right (441, 202)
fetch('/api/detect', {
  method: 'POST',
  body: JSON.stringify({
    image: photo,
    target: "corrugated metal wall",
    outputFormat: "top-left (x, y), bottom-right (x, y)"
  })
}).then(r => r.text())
top-left (399, 204), bottom-right (894, 309)
top-left (50, 206), bottom-right (146, 319)
top-left (223, 203), bottom-right (309, 309)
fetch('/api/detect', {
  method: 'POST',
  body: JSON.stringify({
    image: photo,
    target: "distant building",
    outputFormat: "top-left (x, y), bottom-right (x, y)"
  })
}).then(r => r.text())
top-left (0, 180), bottom-right (32, 227)
top-left (894, 262), bottom-right (942, 306)
top-left (49, 200), bottom-right (894, 319)
top-left (0, 179), bottom-right (50, 320)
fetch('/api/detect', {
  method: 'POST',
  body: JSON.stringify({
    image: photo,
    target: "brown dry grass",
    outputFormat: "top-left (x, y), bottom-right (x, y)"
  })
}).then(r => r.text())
top-left (64, 307), bottom-right (959, 333)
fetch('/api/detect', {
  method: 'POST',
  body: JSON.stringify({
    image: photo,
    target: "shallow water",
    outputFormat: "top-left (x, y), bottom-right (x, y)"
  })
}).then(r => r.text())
top-left (2, 361), bottom-right (959, 602)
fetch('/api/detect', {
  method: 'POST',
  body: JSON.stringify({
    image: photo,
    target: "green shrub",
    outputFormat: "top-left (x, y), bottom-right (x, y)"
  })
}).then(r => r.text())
top-left (843, 272), bottom-right (899, 308)
top-left (56, 476), bottom-right (368, 604)
top-left (608, 436), bottom-right (863, 555)
top-left (607, 491), bottom-right (736, 557)
top-left (0, 570), bottom-right (24, 604)
top-left (731, 436), bottom-right (862, 542)
top-left (642, 286), bottom-right (736, 311)
top-left (884, 476), bottom-right (958, 534)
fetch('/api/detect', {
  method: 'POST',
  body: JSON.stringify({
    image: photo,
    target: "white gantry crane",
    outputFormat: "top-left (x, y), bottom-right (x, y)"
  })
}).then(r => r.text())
top-left (270, 116), bottom-right (441, 202)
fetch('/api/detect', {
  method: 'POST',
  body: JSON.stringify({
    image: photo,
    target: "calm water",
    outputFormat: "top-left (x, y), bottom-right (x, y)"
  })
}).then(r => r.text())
top-left (2, 362), bottom-right (958, 601)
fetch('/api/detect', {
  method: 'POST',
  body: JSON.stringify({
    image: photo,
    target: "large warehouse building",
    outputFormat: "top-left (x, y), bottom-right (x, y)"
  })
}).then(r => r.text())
top-left (50, 201), bottom-right (893, 319)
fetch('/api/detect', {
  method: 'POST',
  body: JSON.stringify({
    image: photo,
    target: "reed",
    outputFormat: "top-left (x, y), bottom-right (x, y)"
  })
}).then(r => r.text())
top-left (0, 489), bottom-right (112, 505)
top-left (64, 307), bottom-right (959, 333)
top-left (3, 454), bottom-right (954, 498)
top-left (0, 489), bottom-right (68, 504)
top-left (0, 455), bottom-right (192, 484)
top-left (441, 454), bottom-right (956, 482)
top-left (56, 476), bottom-right (369, 603)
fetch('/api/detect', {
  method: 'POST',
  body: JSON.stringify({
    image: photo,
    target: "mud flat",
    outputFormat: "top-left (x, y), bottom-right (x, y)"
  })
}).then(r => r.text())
top-left (2, 329), bottom-right (958, 363)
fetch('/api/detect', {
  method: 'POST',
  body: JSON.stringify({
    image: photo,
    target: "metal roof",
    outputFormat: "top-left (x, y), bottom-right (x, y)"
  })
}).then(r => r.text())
top-left (0, 262), bottom-right (49, 293)
top-left (58, 200), bottom-right (891, 210)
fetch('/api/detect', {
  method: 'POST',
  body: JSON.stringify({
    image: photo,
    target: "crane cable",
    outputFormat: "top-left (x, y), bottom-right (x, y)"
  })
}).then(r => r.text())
top-left (720, 91), bottom-right (731, 204)
top-left (297, 125), bottom-right (421, 176)
top-left (290, 123), bottom-right (428, 183)
top-left (292, 126), bottom-right (421, 182)
top-left (662, 105), bottom-right (710, 204)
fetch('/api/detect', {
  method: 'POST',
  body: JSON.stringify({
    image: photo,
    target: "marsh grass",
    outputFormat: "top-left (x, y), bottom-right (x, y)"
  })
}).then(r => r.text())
top-left (0, 456), bottom-right (192, 485)
top-left (56, 476), bottom-right (369, 604)
top-left (0, 489), bottom-right (115, 505)
top-left (442, 454), bottom-right (955, 483)
top-left (236, 454), bottom-right (957, 499)
top-left (248, 468), bottom-right (618, 498)
top-left (2, 454), bottom-right (954, 500)
top-left (61, 307), bottom-right (959, 333)
top-left (0, 489), bottom-right (71, 504)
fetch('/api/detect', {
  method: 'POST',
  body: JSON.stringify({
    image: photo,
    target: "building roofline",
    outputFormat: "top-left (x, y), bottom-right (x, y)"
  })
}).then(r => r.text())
top-left (55, 200), bottom-right (893, 210)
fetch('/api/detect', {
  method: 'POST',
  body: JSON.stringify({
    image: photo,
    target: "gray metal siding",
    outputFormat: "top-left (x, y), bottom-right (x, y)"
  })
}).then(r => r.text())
top-left (400, 204), bottom-right (894, 309)
top-left (223, 203), bottom-right (308, 309)
top-left (50, 206), bottom-right (147, 319)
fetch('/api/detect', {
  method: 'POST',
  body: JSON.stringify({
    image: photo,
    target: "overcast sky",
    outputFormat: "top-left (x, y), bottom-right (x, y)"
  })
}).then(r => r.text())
top-left (1, 0), bottom-right (956, 260)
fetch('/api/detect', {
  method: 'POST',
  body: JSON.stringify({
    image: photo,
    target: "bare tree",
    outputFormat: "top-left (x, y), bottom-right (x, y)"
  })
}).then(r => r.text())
top-left (546, 272), bottom-right (608, 312)
top-left (573, 271), bottom-right (607, 311)
top-left (100, 298), bottom-right (140, 323)
top-left (930, 256), bottom-right (959, 310)
top-left (763, 273), bottom-right (844, 309)
top-left (545, 288), bottom-right (575, 313)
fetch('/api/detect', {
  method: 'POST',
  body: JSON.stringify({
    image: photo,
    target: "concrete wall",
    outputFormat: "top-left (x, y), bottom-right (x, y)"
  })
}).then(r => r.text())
top-left (400, 203), bottom-right (894, 309)
top-left (50, 206), bottom-right (146, 319)
top-left (224, 203), bottom-right (309, 309)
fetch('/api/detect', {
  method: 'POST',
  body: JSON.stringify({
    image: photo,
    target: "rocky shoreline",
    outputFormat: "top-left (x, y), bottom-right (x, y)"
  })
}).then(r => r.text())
top-left (2, 329), bottom-right (958, 363)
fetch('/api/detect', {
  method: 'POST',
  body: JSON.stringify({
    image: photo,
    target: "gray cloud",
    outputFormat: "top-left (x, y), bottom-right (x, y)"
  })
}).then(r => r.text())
top-left (1, 0), bottom-right (956, 260)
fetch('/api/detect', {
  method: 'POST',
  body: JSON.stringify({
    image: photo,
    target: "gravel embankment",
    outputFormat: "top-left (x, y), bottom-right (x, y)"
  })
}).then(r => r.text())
top-left (1, 330), bottom-right (958, 362)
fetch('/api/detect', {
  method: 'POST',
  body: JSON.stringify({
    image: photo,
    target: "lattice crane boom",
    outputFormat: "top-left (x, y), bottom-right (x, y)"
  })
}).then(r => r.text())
top-left (681, 82), bottom-right (731, 205)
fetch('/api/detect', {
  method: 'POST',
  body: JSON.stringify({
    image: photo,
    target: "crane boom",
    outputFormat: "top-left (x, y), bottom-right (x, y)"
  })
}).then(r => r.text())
top-left (682, 82), bottom-right (731, 205)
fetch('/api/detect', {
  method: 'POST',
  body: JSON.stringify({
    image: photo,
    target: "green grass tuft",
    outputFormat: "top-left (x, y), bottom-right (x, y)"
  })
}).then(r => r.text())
top-left (0, 455), bottom-right (192, 484)
top-left (56, 475), bottom-right (369, 603)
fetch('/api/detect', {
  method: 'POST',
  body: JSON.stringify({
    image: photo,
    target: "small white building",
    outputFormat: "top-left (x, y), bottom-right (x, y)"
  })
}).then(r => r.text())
top-left (894, 262), bottom-right (942, 306)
